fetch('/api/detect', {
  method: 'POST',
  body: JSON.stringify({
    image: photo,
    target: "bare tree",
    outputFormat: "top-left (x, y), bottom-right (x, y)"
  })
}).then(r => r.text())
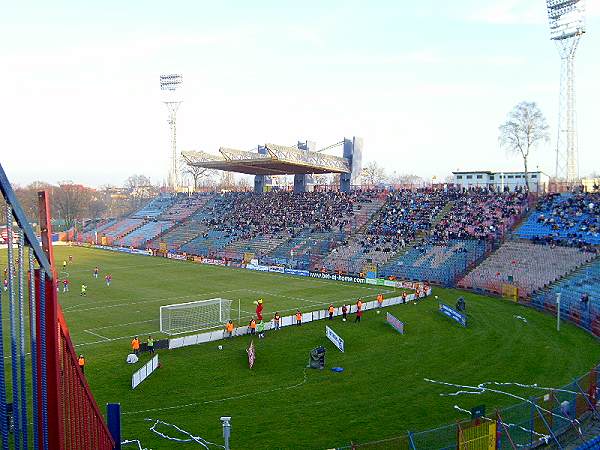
top-left (388, 172), bottom-right (424, 188)
top-left (361, 161), bottom-right (386, 186)
top-left (179, 157), bottom-right (216, 191)
top-left (53, 182), bottom-right (95, 229)
top-left (125, 174), bottom-right (158, 210)
top-left (499, 101), bottom-right (549, 192)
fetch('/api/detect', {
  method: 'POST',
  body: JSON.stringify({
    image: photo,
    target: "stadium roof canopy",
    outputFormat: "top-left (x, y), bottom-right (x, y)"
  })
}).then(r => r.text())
top-left (181, 144), bottom-right (351, 175)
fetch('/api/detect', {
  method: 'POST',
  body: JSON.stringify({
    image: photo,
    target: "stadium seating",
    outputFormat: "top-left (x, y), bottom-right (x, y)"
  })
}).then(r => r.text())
top-left (157, 194), bottom-right (212, 222)
top-left (131, 195), bottom-right (176, 219)
top-left (99, 218), bottom-right (144, 241)
top-left (180, 230), bottom-right (239, 256)
top-left (381, 240), bottom-right (487, 285)
top-left (114, 220), bottom-right (174, 248)
top-left (79, 218), bottom-right (117, 242)
top-left (458, 240), bottom-right (595, 297)
top-left (516, 192), bottom-right (600, 246)
top-left (531, 258), bottom-right (600, 331)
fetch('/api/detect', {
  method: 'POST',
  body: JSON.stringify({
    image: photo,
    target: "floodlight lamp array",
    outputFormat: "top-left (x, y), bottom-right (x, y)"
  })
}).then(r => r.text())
top-left (160, 73), bottom-right (183, 91)
top-left (547, 0), bottom-right (586, 40)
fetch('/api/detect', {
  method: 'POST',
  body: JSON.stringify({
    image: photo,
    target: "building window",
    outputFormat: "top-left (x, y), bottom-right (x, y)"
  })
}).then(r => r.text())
top-left (508, 175), bottom-right (514, 179)
top-left (466, 175), bottom-right (473, 180)
top-left (531, 174), bottom-right (537, 179)
top-left (476, 175), bottom-right (483, 179)
top-left (515, 175), bottom-right (521, 179)
top-left (456, 175), bottom-right (462, 180)
top-left (490, 175), bottom-right (495, 180)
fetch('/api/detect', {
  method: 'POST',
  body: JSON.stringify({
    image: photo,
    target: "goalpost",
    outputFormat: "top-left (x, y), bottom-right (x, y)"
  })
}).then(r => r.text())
top-left (160, 298), bottom-right (233, 335)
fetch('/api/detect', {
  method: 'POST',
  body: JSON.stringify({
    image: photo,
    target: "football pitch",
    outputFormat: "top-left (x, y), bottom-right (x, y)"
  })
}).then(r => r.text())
top-left (4, 245), bottom-right (600, 449)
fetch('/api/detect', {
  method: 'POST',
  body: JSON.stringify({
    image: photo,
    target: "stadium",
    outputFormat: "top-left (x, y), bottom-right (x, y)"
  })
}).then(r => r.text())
top-left (1, 1), bottom-right (600, 450)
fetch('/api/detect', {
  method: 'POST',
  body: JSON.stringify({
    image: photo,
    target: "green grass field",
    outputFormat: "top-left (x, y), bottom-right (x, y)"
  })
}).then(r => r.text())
top-left (3, 245), bottom-right (600, 449)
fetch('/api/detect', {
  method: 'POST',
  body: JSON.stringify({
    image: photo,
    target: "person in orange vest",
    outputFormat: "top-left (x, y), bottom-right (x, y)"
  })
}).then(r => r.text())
top-left (249, 318), bottom-right (256, 335)
top-left (78, 354), bottom-right (85, 374)
top-left (295, 310), bottom-right (302, 326)
top-left (131, 336), bottom-right (140, 355)
top-left (328, 304), bottom-right (335, 320)
top-left (273, 312), bottom-right (281, 330)
top-left (377, 293), bottom-right (384, 308)
top-left (225, 320), bottom-right (234, 338)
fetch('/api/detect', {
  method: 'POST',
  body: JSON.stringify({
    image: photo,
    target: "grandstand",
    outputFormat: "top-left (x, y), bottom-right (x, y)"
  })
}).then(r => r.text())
top-left (383, 240), bottom-right (488, 286)
top-left (516, 192), bottom-right (599, 246)
top-left (131, 194), bottom-right (176, 219)
top-left (458, 240), bottom-right (596, 297)
top-left (113, 220), bottom-right (174, 248)
top-left (531, 258), bottom-right (600, 331)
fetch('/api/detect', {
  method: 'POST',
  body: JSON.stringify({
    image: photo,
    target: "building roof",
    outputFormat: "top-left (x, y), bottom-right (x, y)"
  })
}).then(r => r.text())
top-left (182, 144), bottom-right (351, 176)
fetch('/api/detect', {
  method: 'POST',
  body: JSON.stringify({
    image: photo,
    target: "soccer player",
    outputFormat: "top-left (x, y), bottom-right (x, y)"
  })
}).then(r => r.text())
top-left (341, 304), bottom-right (348, 321)
top-left (295, 310), bottom-right (302, 326)
top-left (3, 278), bottom-right (7, 291)
top-left (147, 336), bottom-right (155, 354)
top-left (377, 293), bottom-right (384, 308)
top-left (78, 354), bottom-right (85, 374)
top-left (68, 255), bottom-right (73, 264)
top-left (249, 318), bottom-right (256, 335)
top-left (105, 274), bottom-right (112, 287)
top-left (62, 260), bottom-right (67, 270)
top-left (255, 299), bottom-right (264, 321)
top-left (273, 312), bottom-right (281, 330)
top-left (93, 267), bottom-right (99, 279)
top-left (225, 320), bottom-right (235, 338)
top-left (402, 291), bottom-right (407, 304)
top-left (131, 336), bottom-right (140, 355)
top-left (328, 304), bottom-right (334, 320)
top-left (80, 284), bottom-right (87, 297)
top-left (62, 278), bottom-right (69, 292)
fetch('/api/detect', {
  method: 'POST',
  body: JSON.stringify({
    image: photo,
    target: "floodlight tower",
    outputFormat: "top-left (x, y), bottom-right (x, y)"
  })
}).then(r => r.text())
top-left (160, 73), bottom-right (183, 190)
top-left (547, 0), bottom-right (586, 182)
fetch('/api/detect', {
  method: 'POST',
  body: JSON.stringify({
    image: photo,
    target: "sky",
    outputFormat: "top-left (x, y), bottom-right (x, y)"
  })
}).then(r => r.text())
top-left (1, 0), bottom-right (599, 187)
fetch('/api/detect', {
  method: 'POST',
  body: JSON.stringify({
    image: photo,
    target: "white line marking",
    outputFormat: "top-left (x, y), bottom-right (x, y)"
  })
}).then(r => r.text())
top-left (84, 329), bottom-right (110, 341)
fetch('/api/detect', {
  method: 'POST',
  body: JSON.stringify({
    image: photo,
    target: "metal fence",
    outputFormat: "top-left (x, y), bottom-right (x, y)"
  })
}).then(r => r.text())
top-left (0, 163), bottom-right (114, 449)
top-left (338, 338), bottom-right (600, 449)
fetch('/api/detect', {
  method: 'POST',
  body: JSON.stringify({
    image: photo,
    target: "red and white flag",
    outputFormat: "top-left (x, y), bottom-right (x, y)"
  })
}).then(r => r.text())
top-left (247, 340), bottom-right (255, 369)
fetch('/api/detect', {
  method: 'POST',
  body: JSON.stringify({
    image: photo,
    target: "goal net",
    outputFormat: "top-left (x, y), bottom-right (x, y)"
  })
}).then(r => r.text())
top-left (160, 298), bottom-right (233, 335)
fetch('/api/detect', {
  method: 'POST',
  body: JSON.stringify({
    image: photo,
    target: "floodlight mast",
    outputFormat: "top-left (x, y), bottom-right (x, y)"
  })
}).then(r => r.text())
top-left (160, 74), bottom-right (183, 190)
top-left (547, 0), bottom-right (586, 182)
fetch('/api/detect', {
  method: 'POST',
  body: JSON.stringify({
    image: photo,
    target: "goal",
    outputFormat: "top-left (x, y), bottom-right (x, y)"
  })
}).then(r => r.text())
top-left (160, 298), bottom-right (233, 335)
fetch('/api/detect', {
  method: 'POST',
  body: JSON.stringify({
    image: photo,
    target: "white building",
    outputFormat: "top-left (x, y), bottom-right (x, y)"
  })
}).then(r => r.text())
top-left (452, 171), bottom-right (549, 193)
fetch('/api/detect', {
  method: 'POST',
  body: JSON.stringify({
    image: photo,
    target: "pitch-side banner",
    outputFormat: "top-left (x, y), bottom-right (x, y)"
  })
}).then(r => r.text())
top-left (386, 312), bottom-right (405, 334)
top-left (439, 303), bottom-right (467, 327)
top-left (325, 326), bottom-right (345, 353)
